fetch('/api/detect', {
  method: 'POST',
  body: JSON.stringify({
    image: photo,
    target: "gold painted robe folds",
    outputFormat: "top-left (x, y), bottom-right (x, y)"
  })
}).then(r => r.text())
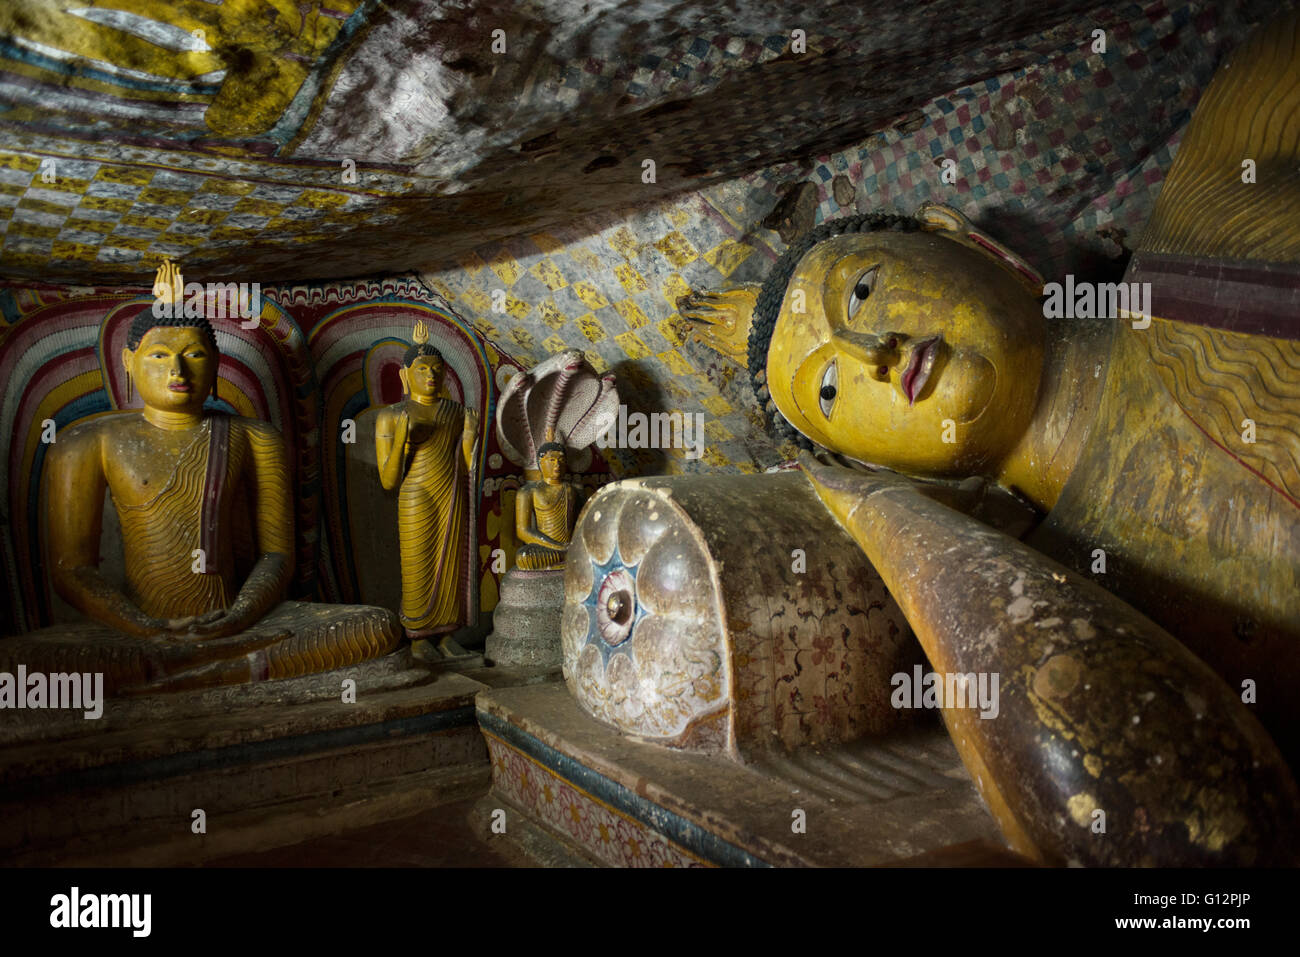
top-left (393, 398), bottom-right (472, 634)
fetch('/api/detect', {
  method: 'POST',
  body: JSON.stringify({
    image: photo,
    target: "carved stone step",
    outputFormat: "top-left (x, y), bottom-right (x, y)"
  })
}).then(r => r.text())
top-left (0, 659), bottom-right (490, 864)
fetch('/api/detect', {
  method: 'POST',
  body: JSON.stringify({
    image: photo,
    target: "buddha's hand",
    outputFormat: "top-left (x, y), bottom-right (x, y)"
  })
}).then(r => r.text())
top-left (182, 604), bottom-right (254, 640)
top-left (463, 408), bottom-right (478, 440)
top-left (169, 611), bottom-right (221, 629)
top-left (144, 609), bottom-right (226, 640)
top-left (797, 451), bottom-right (913, 526)
top-left (799, 452), bottom-right (1039, 536)
top-left (677, 285), bottom-right (760, 362)
top-left (805, 458), bottom-right (1300, 867)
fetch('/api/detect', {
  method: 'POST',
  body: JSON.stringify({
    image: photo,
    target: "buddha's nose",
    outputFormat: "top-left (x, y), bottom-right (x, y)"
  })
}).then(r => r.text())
top-left (833, 329), bottom-right (904, 367)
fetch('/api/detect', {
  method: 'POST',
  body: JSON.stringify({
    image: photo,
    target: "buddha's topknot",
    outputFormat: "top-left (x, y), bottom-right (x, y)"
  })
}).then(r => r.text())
top-left (403, 318), bottom-right (444, 367)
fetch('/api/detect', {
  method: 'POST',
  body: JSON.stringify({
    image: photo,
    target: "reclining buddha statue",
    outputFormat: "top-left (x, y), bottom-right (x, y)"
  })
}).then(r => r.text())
top-left (2, 261), bottom-right (401, 694)
top-left (654, 11), bottom-right (1300, 865)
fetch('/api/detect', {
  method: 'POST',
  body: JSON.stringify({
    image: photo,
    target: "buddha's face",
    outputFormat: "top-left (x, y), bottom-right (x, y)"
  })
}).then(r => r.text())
top-left (766, 231), bottom-right (1045, 476)
top-left (403, 355), bottom-right (445, 398)
top-left (122, 326), bottom-right (217, 414)
top-left (539, 450), bottom-right (566, 484)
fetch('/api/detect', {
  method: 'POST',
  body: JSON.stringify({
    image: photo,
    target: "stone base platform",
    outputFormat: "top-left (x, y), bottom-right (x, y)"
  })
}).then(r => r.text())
top-left (0, 649), bottom-right (492, 865)
top-left (475, 683), bottom-right (1021, 867)
top-left (484, 568), bottom-right (565, 671)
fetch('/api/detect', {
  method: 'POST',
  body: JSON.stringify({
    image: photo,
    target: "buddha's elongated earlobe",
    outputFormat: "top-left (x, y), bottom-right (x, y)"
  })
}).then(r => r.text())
top-left (121, 347), bottom-right (134, 407)
top-left (399, 366), bottom-right (410, 397)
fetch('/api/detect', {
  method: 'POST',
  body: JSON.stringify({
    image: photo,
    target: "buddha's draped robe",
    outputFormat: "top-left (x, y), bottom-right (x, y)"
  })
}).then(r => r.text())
top-left (3, 412), bottom-right (399, 693)
top-left (397, 398), bottom-right (471, 634)
top-left (516, 483), bottom-right (576, 570)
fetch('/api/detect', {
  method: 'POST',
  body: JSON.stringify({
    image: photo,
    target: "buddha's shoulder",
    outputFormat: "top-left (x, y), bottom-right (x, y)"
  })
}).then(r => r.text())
top-left (41, 414), bottom-right (145, 473)
top-left (223, 414), bottom-right (285, 444)
top-left (56, 411), bottom-right (136, 449)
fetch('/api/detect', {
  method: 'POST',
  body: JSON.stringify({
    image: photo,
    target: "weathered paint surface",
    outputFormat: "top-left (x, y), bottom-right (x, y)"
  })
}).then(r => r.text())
top-left (803, 457), bottom-right (1299, 866)
top-left (564, 471), bottom-right (919, 757)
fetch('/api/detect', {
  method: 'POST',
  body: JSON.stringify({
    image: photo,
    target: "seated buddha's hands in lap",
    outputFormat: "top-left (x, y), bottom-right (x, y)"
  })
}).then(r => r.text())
top-left (149, 607), bottom-right (251, 641)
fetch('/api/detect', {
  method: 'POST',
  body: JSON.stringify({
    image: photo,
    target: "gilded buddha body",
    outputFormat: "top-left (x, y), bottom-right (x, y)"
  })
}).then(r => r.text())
top-left (21, 262), bottom-right (401, 693)
top-left (374, 322), bottom-right (478, 649)
top-left (682, 12), bottom-right (1300, 864)
top-left (514, 440), bottom-right (578, 571)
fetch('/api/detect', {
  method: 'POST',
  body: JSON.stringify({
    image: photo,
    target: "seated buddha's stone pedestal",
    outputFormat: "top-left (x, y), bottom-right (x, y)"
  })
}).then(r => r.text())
top-left (1, 601), bottom-right (402, 695)
top-left (484, 568), bottom-right (565, 671)
top-left (0, 648), bottom-right (491, 865)
top-left (474, 684), bottom-right (1015, 867)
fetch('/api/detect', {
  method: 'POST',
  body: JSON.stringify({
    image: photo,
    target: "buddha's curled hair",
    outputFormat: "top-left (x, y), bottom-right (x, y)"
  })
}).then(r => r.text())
top-left (748, 211), bottom-right (921, 448)
top-left (403, 342), bottom-right (445, 366)
top-left (126, 310), bottom-right (218, 352)
top-left (536, 441), bottom-right (566, 461)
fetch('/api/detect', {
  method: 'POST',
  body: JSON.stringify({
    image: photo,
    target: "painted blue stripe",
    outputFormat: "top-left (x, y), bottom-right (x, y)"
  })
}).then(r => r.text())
top-left (0, 289), bottom-right (22, 325)
top-left (0, 39), bottom-right (221, 95)
top-left (477, 709), bottom-right (770, 868)
top-left (267, 0), bottom-right (384, 148)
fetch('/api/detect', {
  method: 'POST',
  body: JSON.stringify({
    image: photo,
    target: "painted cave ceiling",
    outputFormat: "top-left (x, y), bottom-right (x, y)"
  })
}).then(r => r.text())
top-left (0, 0), bottom-right (1133, 285)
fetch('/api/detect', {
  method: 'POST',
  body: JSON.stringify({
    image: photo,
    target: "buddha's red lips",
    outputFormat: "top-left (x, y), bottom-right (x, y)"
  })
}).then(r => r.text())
top-left (168, 382), bottom-right (192, 392)
top-left (902, 336), bottom-right (942, 404)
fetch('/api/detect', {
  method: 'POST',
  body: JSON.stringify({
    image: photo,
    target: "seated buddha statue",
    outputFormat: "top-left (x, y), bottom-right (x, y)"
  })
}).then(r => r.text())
top-left (7, 262), bottom-right (401, 694)
top-left (374, 320), bottom-right (479, 657)
top-left (514, 434), bottom-right (579, 571)
top-left (681, 10), bottom-right (1300, 865)
top-left (485, 350), bottom-right (616, 668)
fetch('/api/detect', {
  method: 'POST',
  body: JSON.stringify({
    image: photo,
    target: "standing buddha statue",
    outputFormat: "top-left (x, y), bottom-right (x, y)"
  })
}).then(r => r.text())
top-left (374, 320), bottom-right (479, 657)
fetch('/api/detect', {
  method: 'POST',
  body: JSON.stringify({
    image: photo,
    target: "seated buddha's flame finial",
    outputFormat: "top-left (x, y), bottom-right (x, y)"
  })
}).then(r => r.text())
top-left (151, 259), bottom-right (183, 305)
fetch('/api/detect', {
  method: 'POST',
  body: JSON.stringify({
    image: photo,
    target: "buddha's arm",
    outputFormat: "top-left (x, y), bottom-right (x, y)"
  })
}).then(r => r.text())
top-left (191, 423), bottom-right (294, 638)
top-left (514, 488), bottom-right (564, 548)
top-left (565, 484), bottom-right (580, 539)
top-left (461, 408), bottom-right (477, 471)
top-left (45, 426), bottom-right (163, 636)
top-left (801, 454), bottom-right (1299, 866)
top-left (375, 407), bottom-right (410, 491)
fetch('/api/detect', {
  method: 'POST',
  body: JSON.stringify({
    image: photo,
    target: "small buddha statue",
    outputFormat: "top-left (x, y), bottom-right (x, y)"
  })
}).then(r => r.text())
top-left (374, 320), bottom-right (479, 657)
top-left (486, 350), bottom-right (616, 668)
top-left (680, 10), bottom-right (1300, 865)
top-left (514, 434), bottom-right (578, 570)
top-left (18, 261), bottom-right (401, 693)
